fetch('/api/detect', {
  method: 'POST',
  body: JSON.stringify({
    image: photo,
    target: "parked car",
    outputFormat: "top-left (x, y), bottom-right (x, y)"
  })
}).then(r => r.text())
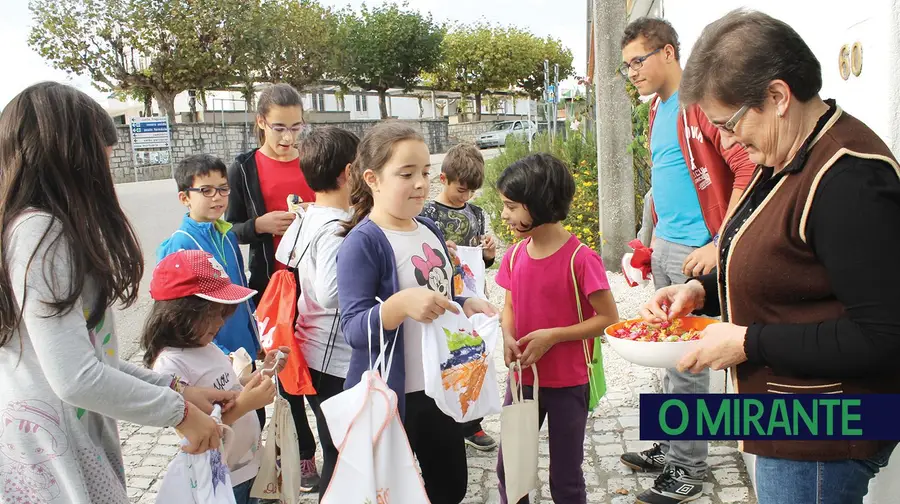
top-left (475, 120), bottom-right (537, 149)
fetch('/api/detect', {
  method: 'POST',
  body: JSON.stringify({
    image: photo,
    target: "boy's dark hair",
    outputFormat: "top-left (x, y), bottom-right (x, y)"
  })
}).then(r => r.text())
top-left (298, 127), bottom-right (360, 192)
top-left (174, 154), bottom-right (228, 192)
top-left (441, 143), bottom-right (484, 189)
top-left (496, 153), bottom-right (575, 231)
top-left (621, 17), bottom-right (681, 61)
top-left (141, 297), bottom-right (237, 367)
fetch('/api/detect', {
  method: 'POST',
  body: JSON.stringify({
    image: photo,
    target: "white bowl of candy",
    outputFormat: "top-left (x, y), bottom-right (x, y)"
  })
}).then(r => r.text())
top-left (603, 317), bottom-right (716, 368)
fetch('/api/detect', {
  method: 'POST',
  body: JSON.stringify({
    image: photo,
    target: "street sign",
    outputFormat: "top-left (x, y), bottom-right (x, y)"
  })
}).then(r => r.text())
top-left (130, 117), bottom-right (172, 150)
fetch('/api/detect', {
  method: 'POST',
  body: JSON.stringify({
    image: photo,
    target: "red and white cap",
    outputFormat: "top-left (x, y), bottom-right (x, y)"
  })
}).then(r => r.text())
top-left (150, 250), bottom-right (256, 304)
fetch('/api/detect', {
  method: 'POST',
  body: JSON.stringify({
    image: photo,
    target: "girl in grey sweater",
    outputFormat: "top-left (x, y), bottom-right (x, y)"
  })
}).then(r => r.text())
top-left (0, 83), bottom-right (236, 504)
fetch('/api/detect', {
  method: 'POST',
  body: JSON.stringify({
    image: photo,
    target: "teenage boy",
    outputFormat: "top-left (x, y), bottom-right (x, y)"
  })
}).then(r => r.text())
top-left (421, 142), bottom-right (498, 451)
top-left (619, 17), bottom-right (755, 504)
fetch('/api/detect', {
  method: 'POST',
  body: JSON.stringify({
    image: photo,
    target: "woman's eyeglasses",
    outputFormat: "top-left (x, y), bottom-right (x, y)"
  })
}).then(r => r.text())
top-left (186, 186), bottom-right (231, 198)
top-left (715, 106), bottom-right (749, 134)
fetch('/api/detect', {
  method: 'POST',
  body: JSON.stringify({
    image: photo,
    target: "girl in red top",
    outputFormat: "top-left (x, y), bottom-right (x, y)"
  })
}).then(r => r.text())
top-left (225, 83), bottom-right (320, 492)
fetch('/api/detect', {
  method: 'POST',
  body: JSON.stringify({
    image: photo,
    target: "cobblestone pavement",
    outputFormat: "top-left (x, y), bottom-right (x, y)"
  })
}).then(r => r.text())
top-left (119, 272), bottom-right (756, 503)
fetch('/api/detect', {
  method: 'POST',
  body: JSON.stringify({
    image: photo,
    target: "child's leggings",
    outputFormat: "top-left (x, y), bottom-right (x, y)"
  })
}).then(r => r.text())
top-left (496, 382), bottom-right (590, 504)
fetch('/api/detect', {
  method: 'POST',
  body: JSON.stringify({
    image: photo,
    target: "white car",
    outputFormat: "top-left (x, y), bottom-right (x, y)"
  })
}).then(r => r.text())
top-left (475, 120), bottom-right (537, 148)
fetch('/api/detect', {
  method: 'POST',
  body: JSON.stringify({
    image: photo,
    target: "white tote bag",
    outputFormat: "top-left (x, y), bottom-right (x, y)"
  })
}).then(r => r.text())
top-left (156, 406), bottom-right (237, 504)
top-left (453, 245), bottom-right (487, 299)
top-left (249, 375), bottom-right (303, 503)
top-left (501, 361), bottom-right (540, 504)
top-left (421, 302), bottom-right (502, 422)
top-left (320, 302), bottom-right (430, 504)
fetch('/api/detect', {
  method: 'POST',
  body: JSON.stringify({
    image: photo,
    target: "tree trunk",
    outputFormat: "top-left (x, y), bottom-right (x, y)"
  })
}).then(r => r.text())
top-left (142, 93), bottom-right (152, 117)
top-left (475, 93), bottom-right (482, 122)
top-left (155, 91), bottom-right (177, 124)
top-left (378, 89), bottom-right (389, 119)
top-left (593, 0), bottom-right (635, 265)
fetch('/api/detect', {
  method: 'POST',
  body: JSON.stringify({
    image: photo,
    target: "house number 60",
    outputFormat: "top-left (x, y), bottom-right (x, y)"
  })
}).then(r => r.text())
top-left (839, 42), bottom-right (863, 80)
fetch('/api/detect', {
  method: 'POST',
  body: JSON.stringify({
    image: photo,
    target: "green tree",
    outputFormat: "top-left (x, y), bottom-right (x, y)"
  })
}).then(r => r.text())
top-left (335, 3), bottom-right (443, 119)
top-left (29, 0), bottom-right (253, 122)
top-left (517, 36), bottom-right (574, 100)
top-left (429, 23), bottom-right (534, 121)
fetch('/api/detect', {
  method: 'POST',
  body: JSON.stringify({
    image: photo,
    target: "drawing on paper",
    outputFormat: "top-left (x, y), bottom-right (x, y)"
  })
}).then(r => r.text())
top-left (439, 327), bottom-right (488, 415)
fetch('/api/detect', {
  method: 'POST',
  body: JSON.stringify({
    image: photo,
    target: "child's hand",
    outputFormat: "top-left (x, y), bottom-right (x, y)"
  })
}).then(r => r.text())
top-left (239, 372), bottom-right (276, 411)
top-left (261, 346), bottom-right (290, 377)
top-left (517, 329), bottom-right (558, 367)
top-left (463, 298), bottom-right (498, 317)
top-left (504, 334), bottom-right (523, 367)
top-left (404, 288), bottom-right (459, 323)
top-left (446, 240), bottom-right (458, 260)
top-left (482, 235), bottom-right (496, 260)
top-left (183, 386), bottom-right (239, 415)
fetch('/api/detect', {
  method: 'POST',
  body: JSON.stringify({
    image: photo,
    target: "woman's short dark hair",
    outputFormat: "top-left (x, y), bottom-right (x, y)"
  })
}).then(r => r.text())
top-left (497, 153), bottom-right (575, 231)
top-left (299, 127), bottom-right (360, 192)
top-left (681, 9), bottom-right (822, 108)
top-left (621, 17), bottom-right (681, 61)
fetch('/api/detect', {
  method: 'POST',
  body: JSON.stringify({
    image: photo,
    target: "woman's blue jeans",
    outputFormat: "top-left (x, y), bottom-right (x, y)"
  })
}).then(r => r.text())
top-left (755, 442), bottom-right (897, 504)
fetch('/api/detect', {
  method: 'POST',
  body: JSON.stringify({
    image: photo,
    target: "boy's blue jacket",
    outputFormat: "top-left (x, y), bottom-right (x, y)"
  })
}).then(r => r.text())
top-left (157, 214), bottom-right (261, 357)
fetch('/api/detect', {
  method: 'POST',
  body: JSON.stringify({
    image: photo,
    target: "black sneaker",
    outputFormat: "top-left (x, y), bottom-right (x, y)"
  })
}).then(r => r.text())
top-left (464, 430), bottom-right (498, 451)
top-left (636, 465), bottom-right (704, 504)
top-left (621, 443), bottom-right (666, 472)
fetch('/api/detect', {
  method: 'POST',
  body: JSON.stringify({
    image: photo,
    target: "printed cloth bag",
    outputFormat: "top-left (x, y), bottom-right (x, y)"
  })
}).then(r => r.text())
top-left (156, 406), bottom-right (237, 504)
top-left (500, 361), bottom-right (540, 504)
top-left (255, 270), bottom-right (316, 395)
top-left (452, 245), bottom-right (487, 299)
top-left (249, 375), bottom-right (303, 502)
top-left (421, 302), bottom-right (502, 422)
top-left (320, 302), bottom-right (430, 504)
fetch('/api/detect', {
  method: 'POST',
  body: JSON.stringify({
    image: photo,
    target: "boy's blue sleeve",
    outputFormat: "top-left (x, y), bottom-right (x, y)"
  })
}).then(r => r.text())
top-left (337, 231), bottom-right (397, 351)
top-left (228, 231), bottom-right (257, 313)
top-left (156, 233), bottom-right (198, 263)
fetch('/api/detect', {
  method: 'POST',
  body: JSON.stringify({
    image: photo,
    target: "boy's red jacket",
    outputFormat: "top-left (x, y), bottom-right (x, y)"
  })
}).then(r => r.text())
top-left (647, 96), bottom-right (756, 237)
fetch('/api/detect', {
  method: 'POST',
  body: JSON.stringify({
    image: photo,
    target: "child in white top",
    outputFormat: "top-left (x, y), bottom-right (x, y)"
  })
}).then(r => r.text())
top-left (142, 250), bottom-right (288, 504)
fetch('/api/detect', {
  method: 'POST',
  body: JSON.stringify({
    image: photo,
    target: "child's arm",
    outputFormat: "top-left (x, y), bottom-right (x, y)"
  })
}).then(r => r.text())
top-left (501, 291), bottom-right (522, 367)
top-left (518, 290), bottom-right (618, 367)
top-left (313, 224), bottom-right (343, 310)
top-left (222, 373), bottom-right (275, 426)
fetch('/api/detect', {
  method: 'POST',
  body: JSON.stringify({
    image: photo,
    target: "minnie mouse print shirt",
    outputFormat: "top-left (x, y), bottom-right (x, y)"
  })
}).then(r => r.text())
top-left (380, 222), bottom-right (453, 393)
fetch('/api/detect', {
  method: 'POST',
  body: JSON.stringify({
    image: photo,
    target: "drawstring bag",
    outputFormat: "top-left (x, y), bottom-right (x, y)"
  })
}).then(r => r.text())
top-left (421, 302), bottom-right (502, 422)
top-left (320, 302), bottom-right (430, 504)
top-left (255, 270), bottom-right (315, 395)
top-left (500, 361), bottom-right (540, 504)
top-left (156, 405), bottom-right (237, 504)
top-left (452, 245), bottom-right (487, 299)
top-left (249, 373), bottom-right (303, 502)
top-left (510, 240), bottom-right (607, 412)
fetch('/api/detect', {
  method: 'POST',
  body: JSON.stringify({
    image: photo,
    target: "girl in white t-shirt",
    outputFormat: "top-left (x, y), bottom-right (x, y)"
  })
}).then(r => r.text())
top-left (141, 250), bottom-right (288, 504)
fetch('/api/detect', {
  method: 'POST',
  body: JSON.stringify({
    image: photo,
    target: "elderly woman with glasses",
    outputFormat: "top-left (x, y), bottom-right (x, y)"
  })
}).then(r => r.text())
top-left (639, 9), bottom-right (900, 503)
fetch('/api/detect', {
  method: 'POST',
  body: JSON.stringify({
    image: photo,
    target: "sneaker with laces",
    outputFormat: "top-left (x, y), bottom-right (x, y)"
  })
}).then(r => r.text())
top-left (464, 430), bottom-right (498, 451)
top-left (299, 457), bottom-right (320, 493)
top-left (636, 465), bottom-right (704, 504)
top-left (621, 443), bottom-right (666, 472)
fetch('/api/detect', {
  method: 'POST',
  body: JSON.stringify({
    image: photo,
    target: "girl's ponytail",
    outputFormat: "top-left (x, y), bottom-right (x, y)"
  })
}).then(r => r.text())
top-left (338, 121), bottom-right (424, 237)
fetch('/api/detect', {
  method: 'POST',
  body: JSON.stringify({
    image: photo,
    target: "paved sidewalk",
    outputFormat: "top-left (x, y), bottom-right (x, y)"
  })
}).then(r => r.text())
top-left (119, 272), bottom-right (755, 503)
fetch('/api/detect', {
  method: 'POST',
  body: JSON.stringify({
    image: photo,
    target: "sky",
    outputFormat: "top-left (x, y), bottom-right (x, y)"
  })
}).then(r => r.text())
top-left (0, 0), bottom-right (588, 108)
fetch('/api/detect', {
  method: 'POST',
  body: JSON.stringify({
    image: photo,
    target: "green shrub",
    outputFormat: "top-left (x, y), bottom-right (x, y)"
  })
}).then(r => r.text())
top-left (476, 130), bottom-right (601, 252)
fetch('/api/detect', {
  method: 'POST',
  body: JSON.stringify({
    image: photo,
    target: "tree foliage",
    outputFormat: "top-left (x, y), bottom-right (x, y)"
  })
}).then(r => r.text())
top-left (28, 0), bottom-right (252, 122)
top-left (517, 36), bottom-right (574, 100)
top-left (335, 3), bottom-right (443, 119)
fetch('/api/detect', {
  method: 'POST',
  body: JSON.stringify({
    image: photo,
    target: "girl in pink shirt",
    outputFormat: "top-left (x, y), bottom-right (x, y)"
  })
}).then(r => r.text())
top-left (494, 153), bottom-right (619, 504)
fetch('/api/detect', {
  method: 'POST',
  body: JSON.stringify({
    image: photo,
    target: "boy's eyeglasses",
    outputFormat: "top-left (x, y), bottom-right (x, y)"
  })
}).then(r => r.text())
top-left (618, 47), bottom-right (663, 77)
top-left (186, 186), bottom-right (231, 198)
top-left (264, 119), bottom-right (305, 137)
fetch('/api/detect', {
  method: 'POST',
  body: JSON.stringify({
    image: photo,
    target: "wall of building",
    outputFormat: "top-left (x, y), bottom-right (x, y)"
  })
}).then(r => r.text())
top-left (110, 119), bottom-right (450, 184)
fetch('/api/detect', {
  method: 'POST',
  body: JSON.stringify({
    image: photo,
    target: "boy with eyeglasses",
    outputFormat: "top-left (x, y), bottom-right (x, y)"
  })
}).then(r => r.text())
top-left (619, 17), bottom-right (755, 504)
top-left (157, 153), bottom-right (261, 363)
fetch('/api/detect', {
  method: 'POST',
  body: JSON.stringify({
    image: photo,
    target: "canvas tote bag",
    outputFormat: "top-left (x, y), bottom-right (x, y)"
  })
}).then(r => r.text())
top-left (500, 361), bottom-right (540, 504)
